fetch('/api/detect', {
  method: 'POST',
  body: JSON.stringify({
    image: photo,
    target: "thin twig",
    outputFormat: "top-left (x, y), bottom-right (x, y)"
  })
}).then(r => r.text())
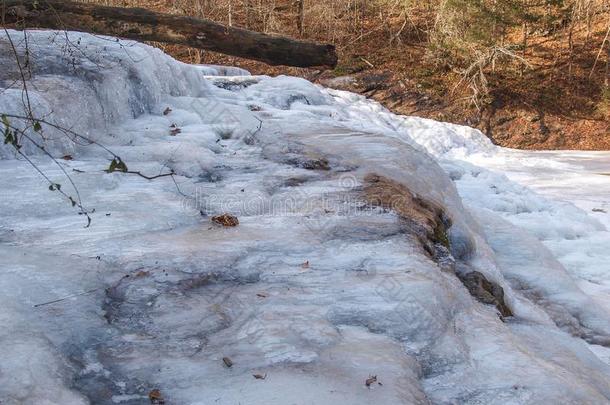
top-left (589, 18), bottom-right (610, 78)
top-left (9, 124), bottom-right (85, 209)
top-left (3, 113), bottom-right (119, 157)
top-left (33, 288), bottom-right (100, 308)
top-left (121, 170), bottom-right (176, 180)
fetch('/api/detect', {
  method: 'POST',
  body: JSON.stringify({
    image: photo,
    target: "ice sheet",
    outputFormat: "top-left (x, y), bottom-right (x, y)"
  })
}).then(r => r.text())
top-left (1, 30), bottom-right (609, 404)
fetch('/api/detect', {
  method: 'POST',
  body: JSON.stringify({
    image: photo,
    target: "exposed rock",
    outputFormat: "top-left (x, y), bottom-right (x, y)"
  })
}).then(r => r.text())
top-left (208, 77), bottom-right (260, 91)
top-left (285, 155), bottom-right (331, 171)
top-left (458, 271), bottom-right (513, 317)
top-left (363, 173), bottom-right (452, 258)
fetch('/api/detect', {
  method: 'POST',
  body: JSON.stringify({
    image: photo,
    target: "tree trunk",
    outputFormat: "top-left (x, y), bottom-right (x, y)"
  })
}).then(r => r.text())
top-left (604, 36), bottom-right (610, 87)
top-left (521, 21), bottom-right (528, 76)
top-left (0, 0), bottom-right (337, 68)
top-left (297, 0), bottom-right (305, 36)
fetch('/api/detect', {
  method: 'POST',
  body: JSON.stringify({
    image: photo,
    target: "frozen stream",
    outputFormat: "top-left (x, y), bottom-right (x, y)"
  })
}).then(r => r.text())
top-left (1, 31), bottom-right (609, 404)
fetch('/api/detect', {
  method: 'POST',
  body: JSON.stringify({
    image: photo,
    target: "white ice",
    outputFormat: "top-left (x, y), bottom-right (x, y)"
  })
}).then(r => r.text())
top-left (1, 30), bottom-right (609, 404)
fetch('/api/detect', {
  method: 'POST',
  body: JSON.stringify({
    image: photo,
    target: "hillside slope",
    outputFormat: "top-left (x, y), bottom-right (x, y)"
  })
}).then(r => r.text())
top-left (78, 0), bottom-right (610, 150)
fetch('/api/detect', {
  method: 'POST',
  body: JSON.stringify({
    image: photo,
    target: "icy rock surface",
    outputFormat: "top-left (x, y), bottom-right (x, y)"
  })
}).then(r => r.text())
top-left (0, 30), bottom-right (609, 404)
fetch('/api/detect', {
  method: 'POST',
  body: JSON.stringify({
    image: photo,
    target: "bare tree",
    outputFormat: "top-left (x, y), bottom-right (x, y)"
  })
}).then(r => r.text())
top-left (297, 0), bottom-right (305, 36)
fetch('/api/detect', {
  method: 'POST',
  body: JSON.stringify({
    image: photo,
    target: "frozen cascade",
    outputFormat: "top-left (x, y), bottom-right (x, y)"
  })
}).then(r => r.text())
top-left (1, 30), bottom-right (610, 404)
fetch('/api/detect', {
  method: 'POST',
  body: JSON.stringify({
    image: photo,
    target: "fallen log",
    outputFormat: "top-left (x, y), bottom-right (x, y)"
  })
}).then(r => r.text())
top-left (1, 0), bottom-right (338, 68)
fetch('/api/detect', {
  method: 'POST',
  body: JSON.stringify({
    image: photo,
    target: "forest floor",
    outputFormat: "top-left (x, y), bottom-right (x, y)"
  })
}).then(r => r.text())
top-left (201, 22), bottom-right (610, 151)
top-left (88, 0), bottom-right (610, 150)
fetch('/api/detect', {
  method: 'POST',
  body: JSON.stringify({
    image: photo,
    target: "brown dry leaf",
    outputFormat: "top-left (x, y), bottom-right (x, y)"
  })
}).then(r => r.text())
top-left (211, 214), bottom-right (239, 227)
top-left (163, 107), bottom-right (172, 115)
top-left (301, 261), bottom-right (310, 269)
top-left (61, 155), bottom-right (73, 160)
top-left (222, 356), bottom-right (233, 368)
top-left (365, 375), bottom-right (377, 388)
top-left (252, 373), bottom-right (267, 380)
top-left (170, 127), bottom-right (181, 136)
top-left (135, 270), bottom-right (150, 278)
top-left (148, 389), bottom-right (165, 404)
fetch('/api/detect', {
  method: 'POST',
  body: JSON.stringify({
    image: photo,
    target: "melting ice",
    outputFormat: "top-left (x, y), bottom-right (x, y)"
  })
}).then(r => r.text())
top-left (1, 30), bottom-right (610, 404)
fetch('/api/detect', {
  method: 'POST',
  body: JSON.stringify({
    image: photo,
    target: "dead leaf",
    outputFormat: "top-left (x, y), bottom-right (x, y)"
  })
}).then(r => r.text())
top-left (61, 155), bottom-right (73, 160)
top-left (148, 389), bottom-right (165, 404)
top-left (252, 373), bottom-right (267, 380)
top-left (256, 293), bottom-right (268, 298)
top-left (301, 261), bottom-right (309, 269)
top-left (163, 107), bottom-right (172, 115)
top-left (134, 270), bottom-right (150, 278)
top-left (592, 208), bottom-right (607, 213)
top-left (222, 356), bottom-right (233, 368)
top-left (365, 375), bottom-right (377, 388)
top-left (211, 214), bottom-right (239, 227)
top-left (170, 127), bottom-right (181, 136)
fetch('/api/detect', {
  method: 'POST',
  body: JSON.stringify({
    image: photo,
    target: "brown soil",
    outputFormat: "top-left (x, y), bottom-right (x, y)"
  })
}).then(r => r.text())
top-left (87, 0), bottom-right (610, 150)
top-left (314, 68), bottom-right (610, 150)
